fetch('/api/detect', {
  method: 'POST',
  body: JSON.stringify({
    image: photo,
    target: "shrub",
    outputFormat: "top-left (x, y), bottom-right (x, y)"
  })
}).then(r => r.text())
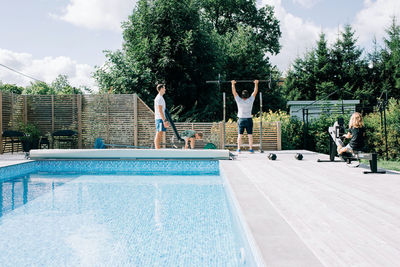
top-left (228, 102), bottom-right (399, 161)
top-left (258, 110), bottom-right (303, 150)
top-left (308, 114), bottom-right (351, 154)
top-left (364, 98), bottom-right (400, 160)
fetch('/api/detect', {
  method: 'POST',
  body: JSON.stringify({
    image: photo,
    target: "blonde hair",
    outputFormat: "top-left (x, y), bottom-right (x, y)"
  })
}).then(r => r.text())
top-left (349, 112), bottom-right (364, 128)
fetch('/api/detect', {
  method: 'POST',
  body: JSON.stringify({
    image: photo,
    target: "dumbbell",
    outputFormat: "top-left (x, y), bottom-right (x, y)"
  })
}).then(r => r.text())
top-left (295, 153), bottom-right (303, 160)
top-left (268, 153), bottom-right (277, 160)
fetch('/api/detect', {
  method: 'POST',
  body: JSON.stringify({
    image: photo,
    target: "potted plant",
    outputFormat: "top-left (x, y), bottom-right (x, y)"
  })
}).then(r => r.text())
top-left (18, 122), bottom-right (41, 152)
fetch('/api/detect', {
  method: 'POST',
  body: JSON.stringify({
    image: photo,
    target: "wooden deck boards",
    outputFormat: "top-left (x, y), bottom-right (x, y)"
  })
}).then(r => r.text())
top-left (221, 150), bottom-right (400, 267)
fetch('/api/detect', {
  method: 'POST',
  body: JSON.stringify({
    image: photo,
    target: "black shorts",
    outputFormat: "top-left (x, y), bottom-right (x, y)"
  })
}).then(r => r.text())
top-left (238, 118), bottom-right (253, 135)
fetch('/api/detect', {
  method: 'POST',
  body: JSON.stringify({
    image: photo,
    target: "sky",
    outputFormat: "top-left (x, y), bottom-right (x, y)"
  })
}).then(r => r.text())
top-left (0, 0), bottom-right (399, 90)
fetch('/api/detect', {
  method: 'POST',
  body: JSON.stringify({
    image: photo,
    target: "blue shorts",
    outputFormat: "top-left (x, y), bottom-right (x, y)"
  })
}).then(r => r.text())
top-left (155, 119), bottom-right (166, 132)
top-left (238, 118), bottom-right (253, 135)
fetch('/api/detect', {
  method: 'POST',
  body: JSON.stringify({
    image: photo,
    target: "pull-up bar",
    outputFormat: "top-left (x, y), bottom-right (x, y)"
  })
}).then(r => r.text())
top-left (206, 80), bottom-right (268, 84)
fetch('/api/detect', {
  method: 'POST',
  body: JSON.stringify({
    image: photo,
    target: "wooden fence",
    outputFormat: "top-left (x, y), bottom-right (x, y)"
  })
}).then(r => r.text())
top-left (0, 91), bottom-right (281, 153)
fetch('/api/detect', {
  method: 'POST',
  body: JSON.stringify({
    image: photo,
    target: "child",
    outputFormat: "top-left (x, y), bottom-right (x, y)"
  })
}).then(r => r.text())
top-left (180, 130), bottom-right (203, 149)
top-left (337, 112), bottom-right (365, 155)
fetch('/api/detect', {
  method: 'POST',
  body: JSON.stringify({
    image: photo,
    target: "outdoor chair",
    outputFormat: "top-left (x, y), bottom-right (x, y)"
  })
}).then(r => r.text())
top-left (52, 130), bottom-right (78, 149)
top-left (1, 130), bottom-right (24, 153)
top-left (39, 136), bottom-right (50, 149)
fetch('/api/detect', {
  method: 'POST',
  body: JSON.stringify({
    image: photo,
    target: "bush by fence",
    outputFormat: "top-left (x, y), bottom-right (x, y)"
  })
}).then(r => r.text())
top-left (364, 98), bottom-right (400, 160)
top-left (264, 99), bottom-right (400, 160)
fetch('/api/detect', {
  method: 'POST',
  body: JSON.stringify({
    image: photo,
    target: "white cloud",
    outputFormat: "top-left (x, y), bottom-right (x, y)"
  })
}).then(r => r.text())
top-left (261, 0), bottom-right (400, 74)
top-left (52, 0), bottom-right (137, 32)
top-left (292, 0), bottom-right (321, 9)
top-left (262, 0), bottom-right (324, 72)
top-left (353, 0), bottom-right (400, 45)
top-left (0, 49), bottom-right (96, 90)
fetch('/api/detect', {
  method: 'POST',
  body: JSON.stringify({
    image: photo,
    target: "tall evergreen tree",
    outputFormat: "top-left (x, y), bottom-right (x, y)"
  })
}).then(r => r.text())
top-left (283, 49), bottom-right (319, 101)
top-left (361, 38), bottom-right (383, 113)
top-left (314, 32), bottom-right (335, 99)
top-left (381, 17), bottom-right (400, 100)
top-left (331, 24), bottom-right (365, 101)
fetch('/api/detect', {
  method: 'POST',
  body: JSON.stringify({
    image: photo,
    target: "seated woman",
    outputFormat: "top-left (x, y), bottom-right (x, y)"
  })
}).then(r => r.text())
top-left (180, 130), bottom-right (203, 149)
top-left (337, 112), bottom-right (365, 155)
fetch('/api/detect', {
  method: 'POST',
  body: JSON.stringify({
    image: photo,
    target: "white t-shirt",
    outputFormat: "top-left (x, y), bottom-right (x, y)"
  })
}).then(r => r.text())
top-left (235, 95), bottom-right (255, 118)
top-left (154, 94), bottom-right (166, 120)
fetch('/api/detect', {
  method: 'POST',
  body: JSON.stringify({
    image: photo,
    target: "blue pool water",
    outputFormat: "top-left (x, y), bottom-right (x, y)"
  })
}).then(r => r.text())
top-left (0, 161), bottom-right (259, 266)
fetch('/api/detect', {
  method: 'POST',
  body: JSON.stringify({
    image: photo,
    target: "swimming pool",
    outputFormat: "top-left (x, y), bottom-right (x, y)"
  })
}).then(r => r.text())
top-left (0, 160), bottom-right (262, 266)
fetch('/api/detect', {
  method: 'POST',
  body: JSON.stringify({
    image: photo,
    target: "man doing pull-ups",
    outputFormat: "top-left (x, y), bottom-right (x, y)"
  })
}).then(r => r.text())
top-left (231, 80), bottom-right (259, 153)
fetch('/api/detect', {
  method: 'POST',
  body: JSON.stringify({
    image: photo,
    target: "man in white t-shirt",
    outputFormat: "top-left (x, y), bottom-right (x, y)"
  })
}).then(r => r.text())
top-left (231, 80), bottom-right (259, 153)
top-left (154, 84), bottom-right (169, 149)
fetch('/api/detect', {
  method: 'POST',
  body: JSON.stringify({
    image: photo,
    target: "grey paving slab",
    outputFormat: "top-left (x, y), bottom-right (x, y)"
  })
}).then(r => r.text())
top-left (220, 150), bottom-right (400, 267)
top-left (0, 152), bottom-right (30, 168)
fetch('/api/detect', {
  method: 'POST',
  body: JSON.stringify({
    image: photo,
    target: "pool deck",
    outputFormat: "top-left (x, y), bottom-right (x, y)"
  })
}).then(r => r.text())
top-left (0, 152), bottom-right (31, 167)
top-left (1, 150), bottom-right (400, 266)
top-left (221, 150), bottom-right (400, 267)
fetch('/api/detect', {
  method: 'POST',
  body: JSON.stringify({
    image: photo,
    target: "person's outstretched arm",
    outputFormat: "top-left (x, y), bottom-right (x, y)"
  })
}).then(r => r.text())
top-left (231, 80), bottom-right (238, 97)
top-left (251, 80), bottom-right (259, 98)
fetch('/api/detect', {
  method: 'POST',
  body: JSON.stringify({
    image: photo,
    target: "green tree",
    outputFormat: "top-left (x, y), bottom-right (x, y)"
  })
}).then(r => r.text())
top-left (51, 74), bottom-right (84, 94)
top-left (381, 17), bottom-right (400, 100)
top-left (200, 0), bottom-right (281, 54)
top-left (314, 32), bottom-right (335, 99)
top-left (331, 24), bottom-right (366, 102)
top-left (283, 49), bottom-right (318, 100)
top-left (0, 82), bottom-right (24, 94)
top-left (23, 81), bottom-right (55, 95)
top-left (284, 26), bottom-right (370, 108)
top-left (94, 0), bottom-right (281, 121)
top-left (361, 38), bottom-right (383, 113)
top-left (221, 25), bottom-right (284, 118)
top-left (21, 75), bottom-right (84, 95)
top-left (95, 0), bottom-right (222, 121)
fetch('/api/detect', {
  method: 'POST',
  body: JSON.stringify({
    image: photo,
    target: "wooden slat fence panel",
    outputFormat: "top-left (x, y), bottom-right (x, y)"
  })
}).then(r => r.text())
top-left (1, 93), bottom-right (24, 153)
top-left (0, 92), bottom-right (281, 151)
top-left (224, 121), bottom-right (280, 150)
top-left (165, 122), bottom-right (221, 148)
top-left (54, 95), bottom-right (78, 132)
top-left (11, 94), bottom-right (24, 130)
top-left (1, 92), bottom-right (14, 131)
top-left (137, 98), bottom-right (155, 147)
top-left (108, 94), bottom-right (135, 146)
top-left (81, 95), bottom-right (109, 148)
top-left (27, 95), bottom-right (53, 136)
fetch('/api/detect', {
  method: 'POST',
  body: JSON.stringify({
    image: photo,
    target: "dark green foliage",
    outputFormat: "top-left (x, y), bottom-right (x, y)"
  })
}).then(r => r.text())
top-left (260, 108), bottom-right (398, 160)
top-left (307, 114), bottom-right (351, 154)
top-left (50, 74), bottom-right (85, 95)
top-left (280, 105), bottom-right (399, 160)
top-left (0, 74), bottom-right (85, 95)
top-left (381, 17), bottom-right (400, 100)
top-left (364, 98), bottom-right (400, 159)
top-left (94, 0), bottom-right (282, 121)
top-left (18, 122), bottom-right (41, 151)
top-left (281, 117), bottom-right (303, 150)
top-left (0, 83), bottom-right (24, 94)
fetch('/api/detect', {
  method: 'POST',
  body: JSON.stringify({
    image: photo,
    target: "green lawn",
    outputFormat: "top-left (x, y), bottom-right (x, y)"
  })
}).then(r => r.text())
top-left (361, 159), bottom-right (400, 172)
